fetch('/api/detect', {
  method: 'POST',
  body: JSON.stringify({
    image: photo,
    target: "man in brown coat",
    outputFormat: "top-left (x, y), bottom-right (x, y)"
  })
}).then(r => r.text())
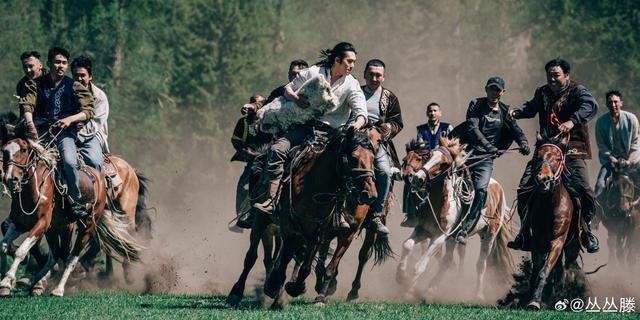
top-left (360, 59), bottom-right (403, 234)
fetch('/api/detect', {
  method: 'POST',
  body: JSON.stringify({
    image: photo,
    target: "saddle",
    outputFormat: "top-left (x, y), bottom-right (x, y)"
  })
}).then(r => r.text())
top-left (102, 155), bottom-right (123, 200)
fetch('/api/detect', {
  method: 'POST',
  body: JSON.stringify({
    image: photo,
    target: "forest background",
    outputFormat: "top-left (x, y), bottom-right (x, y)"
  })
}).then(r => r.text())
top-left (0, 0), bottom-right (638, 223)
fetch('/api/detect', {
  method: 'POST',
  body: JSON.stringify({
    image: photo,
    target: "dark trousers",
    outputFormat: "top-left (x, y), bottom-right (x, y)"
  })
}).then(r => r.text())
top-left (462, 158), bottom-right (494, 232)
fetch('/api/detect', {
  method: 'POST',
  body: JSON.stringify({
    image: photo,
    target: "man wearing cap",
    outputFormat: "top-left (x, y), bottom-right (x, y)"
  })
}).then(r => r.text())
top-left (455, 76), bottom-right (529, 244)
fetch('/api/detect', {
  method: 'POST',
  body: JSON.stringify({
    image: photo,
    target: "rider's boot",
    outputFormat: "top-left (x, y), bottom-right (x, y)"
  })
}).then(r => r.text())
top-left (368, 215), bottom-right (389, 235)
top-left (253, 180), bottom-right (280, 215)
top-left (455, 190), bottom-right (482, 245)
top-left (508, 193), bottom-right (532, 251)
top-left (581, 221), bottom-right (599, 253)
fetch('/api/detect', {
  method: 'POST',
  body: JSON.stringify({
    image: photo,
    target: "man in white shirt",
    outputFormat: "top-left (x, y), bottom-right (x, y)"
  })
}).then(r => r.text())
top-left (71, 56), bottom-right (109, 172)
top-left (253, 42), bottom-right (367, 217)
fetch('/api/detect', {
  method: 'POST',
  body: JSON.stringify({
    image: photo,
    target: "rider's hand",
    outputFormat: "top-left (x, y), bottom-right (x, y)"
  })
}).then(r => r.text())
top-left (26, 122), bottom-right (39, 141)
top-left (54, 117), bottom-right (73, 129)
top-left (609, 155), bottom-right (619, 166)
top-left (558, 120), bottom-right (574, 133)
top-left (519, 142), bottom-right (531, 156)
top-left (620, 159), bottom-right (630, 168)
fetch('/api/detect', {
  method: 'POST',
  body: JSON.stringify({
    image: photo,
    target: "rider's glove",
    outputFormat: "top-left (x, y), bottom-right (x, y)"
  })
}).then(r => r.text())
top-left (519, 142), bottom-right (530, 156)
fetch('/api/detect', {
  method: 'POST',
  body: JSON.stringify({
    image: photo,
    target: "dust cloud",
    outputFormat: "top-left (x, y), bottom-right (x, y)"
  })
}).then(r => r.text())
top-left (4, 3), bottom-right (638, 306)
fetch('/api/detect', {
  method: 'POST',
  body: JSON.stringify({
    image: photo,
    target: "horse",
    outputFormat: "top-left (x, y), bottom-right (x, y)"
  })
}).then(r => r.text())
top-left (524, 133), bottom-right (582, 310)
top-left (599, 164), bottom-right (639, 269)
top-left (78, 154), bottom-right (153, 283)
top-left (399, 137), bottom-right (514, 301)
top-left (261, 126), bottom-right (378, 308)
top-left (0, 123), bottom-right (143, 297)
top-left (227, 149), bottom-right (281, 308)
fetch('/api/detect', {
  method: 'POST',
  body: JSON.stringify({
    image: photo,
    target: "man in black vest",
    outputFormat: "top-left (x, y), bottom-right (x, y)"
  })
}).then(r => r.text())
top-left (508, 58), bottom-right (599, 253)
top-left (401, 102), bottom-right (453, 228)
top-left (455, 77), bottom-right (530, 244)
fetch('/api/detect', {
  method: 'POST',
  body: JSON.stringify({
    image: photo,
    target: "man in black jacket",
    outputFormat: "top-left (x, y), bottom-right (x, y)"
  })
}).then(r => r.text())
top-left (456, 77), bottom-right (530, 244)
top-left (508, 58), bottom-right (599, 253)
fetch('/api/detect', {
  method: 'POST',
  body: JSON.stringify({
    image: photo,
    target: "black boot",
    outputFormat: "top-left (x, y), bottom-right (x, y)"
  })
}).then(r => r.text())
top-left (236, 211), bottom-right (254, 229)
top-left (581, 222), bottom-right (599, 253)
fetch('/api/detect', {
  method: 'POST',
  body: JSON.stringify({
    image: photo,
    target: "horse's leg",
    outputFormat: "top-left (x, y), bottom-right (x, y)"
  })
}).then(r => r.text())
top-left (29, 249), bottom-right (55, 297)
top-left (314, 239), bottom-right (331, 294)
top-left (0, 222), bottom-right (20, 277)
top-left (427, 237), bottom-right (456, 293)
top-left (315, 233), bottom-right (357, 306)
top-left (475, 233), bottom-right (496, 301)
top-left (408, 234), bottom-right (446, 298)
top-left (457, 240), bottom-right (466, 275)
top-left (528, 237), bottom-right (566, 310)
top-left (0, 234), bottom-right (39, 296)
top-left (264, 234), bottom-right (297, 300)
top-left (51, 222), bottom-right (96, 297)
top-left (347, 229), bottom-right (375, 302)
top-left (227, 214), bottom-right (268, 307)
top-left (285, 241), bottom-right (320, 298)
top-left (261, 224), bottom-right (275, 274)
top-left (396, 229), bottom-right (427, 285)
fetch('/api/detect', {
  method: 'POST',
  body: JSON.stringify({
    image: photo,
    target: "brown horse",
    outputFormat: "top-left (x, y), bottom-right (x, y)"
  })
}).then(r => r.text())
top-left (262, 126), bottom-right (378, 308)
top-left (79, 154), bottom-right (152, 283)
top-left (0, 124), bottom-right (142, 297)
top-left (599, 165), bottom-right (640, 269)
top-left (525, 133), bottom-right (582, 310)
top-left (399, 137), bottom-right (514, 301)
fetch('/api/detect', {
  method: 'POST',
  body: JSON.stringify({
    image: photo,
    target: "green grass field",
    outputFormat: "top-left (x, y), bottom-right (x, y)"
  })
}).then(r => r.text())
top-left (0, 291), bottom-right (635, 320)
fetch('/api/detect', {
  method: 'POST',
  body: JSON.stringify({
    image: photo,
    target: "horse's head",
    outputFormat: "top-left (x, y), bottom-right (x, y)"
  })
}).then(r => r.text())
top-left (533, 132), bottom-right (569, 193)
top-left (0, 119), bottom-right (54, 193)
top-left (608, 168), bottom-right (638, 212)
top-left (411, 136), bottom-right (467, 186)
top-left (341, 126), bottom-right (378, 205)
top-left (402, 138), bottom-right (431, 185)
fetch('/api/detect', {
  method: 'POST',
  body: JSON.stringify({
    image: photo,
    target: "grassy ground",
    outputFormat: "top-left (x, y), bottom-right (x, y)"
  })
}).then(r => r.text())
top-left (0, 291), bottom-right (636, 320)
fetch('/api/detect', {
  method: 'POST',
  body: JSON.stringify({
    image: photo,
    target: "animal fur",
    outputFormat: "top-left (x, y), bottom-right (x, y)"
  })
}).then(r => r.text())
top-left (257, 74), bottom-right (338, 134)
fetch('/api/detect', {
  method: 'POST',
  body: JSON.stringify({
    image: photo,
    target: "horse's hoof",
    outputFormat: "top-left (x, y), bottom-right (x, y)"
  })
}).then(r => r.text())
top-left (16, 277), bottom-right (31, 287)
top-left (314, 295), bottom-right (327, 307)
top-left (527, 301), bottom-right (542, 310)
top-left (0, 287), bottom-right (11, 297)
top-left (263, 285), bottom-right (279, 300)
top-left (30, 287), bottom-right (45, 297)
top-left (226, 294), bottom-right (242, 308)
top-left (50, 288), bottom-right (64, 297)
top-left (284, 282), bottom-right (305, 297)
top-left (327, 277), bottom-right (337, 296)
top-left (346, 290), bottom-right (359, 302)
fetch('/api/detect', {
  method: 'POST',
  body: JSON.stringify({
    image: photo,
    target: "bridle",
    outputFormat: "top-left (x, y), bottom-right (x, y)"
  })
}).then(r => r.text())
top-left (534, 143), bottom-right (569, 185)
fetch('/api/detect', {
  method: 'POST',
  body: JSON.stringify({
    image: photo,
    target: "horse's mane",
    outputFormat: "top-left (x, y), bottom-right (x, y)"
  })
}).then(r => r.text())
top-left (439, 136), bottom-right (469, 168)
top-left (0, 113), bottom-right (58, 166)
top-left (0, 111), bottom-right (18, 126)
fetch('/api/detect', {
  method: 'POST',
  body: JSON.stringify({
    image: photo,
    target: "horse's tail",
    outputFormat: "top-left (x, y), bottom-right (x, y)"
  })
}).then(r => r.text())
top-left (134, 171), bottom-right (153, 238)
top-left (95, 209), bottom-right (145, 262)
top-left (488, 188), bottom-right (516, 283)
top-left (373, 233), bottom-right (395, 266)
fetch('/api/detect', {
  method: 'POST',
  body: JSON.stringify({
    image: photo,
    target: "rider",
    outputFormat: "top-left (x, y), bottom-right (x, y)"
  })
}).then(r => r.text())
top-left (402, 102), bottom-right (453, 227)
top-left (455, 76), bottom-right (529, 244)
top-left (508, 58), bottom-right (600, 253)
top-left (18, 47), bottom-right (95, 221)
top-left (361, 59), bottom-right (403, 235)
top-left (71, 56), bottom-right (109, 172)
top-left (252, 42), bottom-right (367, 223)
top-left (594, 90), bottom-right (640, 198)
top-left (266, 59), bottom-right (309, 104)
top-left (232, 94), bottom-right (273, 230)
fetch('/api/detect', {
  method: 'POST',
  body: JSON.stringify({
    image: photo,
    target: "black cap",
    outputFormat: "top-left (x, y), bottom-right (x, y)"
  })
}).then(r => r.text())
top-left (486, 76), bottom-right (505, 90)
